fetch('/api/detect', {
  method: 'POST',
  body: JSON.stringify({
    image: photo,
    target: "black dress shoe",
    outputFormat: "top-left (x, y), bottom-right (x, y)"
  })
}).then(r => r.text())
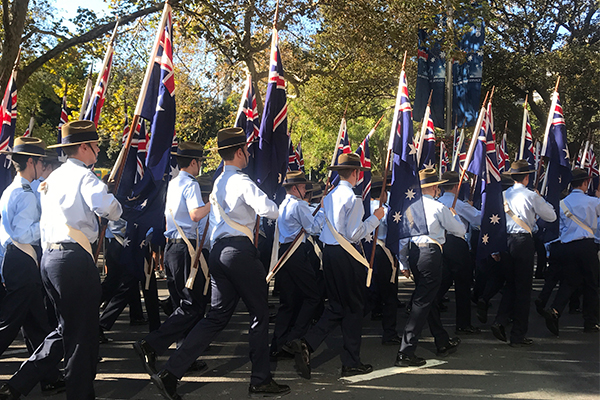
top-left (341, 363), bottom-right (373, 377)
top-left (583, 324), bottom-right (599, 333)
top-left (159, 298), bottom-right (174, 316)
top-left (542, 308), bottom-right (559, 337)
top-left (382, 336), bottom-right (402, 346)
top-left (133, 340), bottom-right (158, 375)
top-left (41, 377), bottom-right (66, 395)
top-left (476, 300), bottom-right (488, 324)
top-left (456, 325), bottom-right (481, 335)
top-left (151, 370), bottom-right (181, 400)
top-left (99, 327), bottom-right (113, 344)
top-left (0, 384), bottom-right (20, 400)
top-left (248, 379), bottom-right (290, 397)
top-left (187, 360), bottom-right (208, 372)
top-left (395, 352), bottom-right (426, 367)
top-left (491, 323), bottom-right (507, 342)
top-left (437, 337), bottom-right (461, 357)
top-left (534, 298), bottom-right (545, 317)
top-left (288, 339), bottom-right (311, 379)
top-left (509, 338), bottom-right (533, 347)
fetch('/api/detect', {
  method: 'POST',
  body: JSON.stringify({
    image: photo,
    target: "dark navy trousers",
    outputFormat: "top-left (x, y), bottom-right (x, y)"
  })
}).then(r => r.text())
top-left (366, 244), bottom-right (399, 341)
top-left (9, 244), bottom-right (101, 400)
top-left (0, 245), bottom-right (60, 387)
top-left (440, 234), bottom-right (474, 329)
top-left (144, 241), bottom-right (206, 355)
top-left (399, 243), bottom-right (450, 356)
top-left (164, 237), bottom-right (271, 385)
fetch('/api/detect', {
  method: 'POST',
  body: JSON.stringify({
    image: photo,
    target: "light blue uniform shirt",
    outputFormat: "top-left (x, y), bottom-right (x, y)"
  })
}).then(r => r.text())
top-left (106, 218), bottom-right (127, 240)
top-left (30, 177), bottom-right (44, 202)
top-left (278, 194), bottom-right (325, 244)
top-left (209, 165), bottom-right (278, 247)
top-left (411, 194), bottom-right (466, 246)
top-left (437, 192), bottom-right (481, 231)
top-left (40, 158), bottom-right (122, 247)
top-left (559, 189), bottom-right (600, 243)
top-left (319, 180), bottom-right (380, 245)
top-left (370, 198), bottom-right (388, 241)
top-left (165, 171), bottom-right (204, 240)
top-left (503, 183), bottom-right (556, 234)
top-left (0, 176), bottom-right (41, 247)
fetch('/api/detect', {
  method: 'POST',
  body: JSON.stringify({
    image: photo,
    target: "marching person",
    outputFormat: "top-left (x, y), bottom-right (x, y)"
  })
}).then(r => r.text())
top-left (270, 171), bottom-right (324, 359)
top-left (0, 121), bottom-right (122, 400)
top-left (437, 171), bottom-right (482, 334)
top-left (134, 142), bottom-right (211, 376)
top-left (290, 153), bottom-right (385, 379)
top-left (366, 176), bottom-right (402, 345)
top-left (491, 160), bottom-right (556, 347)
top-left (0, 138), bottom-right (64, 396)
top-left (395, 168), bottom-right (465, 367)
top-left (148, 127), bottom-right (290, 399)
top-left (542, 168), bottom-right (600, 335)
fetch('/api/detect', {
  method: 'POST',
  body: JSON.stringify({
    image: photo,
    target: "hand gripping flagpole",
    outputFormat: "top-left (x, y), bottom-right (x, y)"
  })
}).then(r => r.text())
top-left (451, 89), bottom-right (490, 209)
top-left (539, 77), bottom-right (560, 193)
top-left (266, 107), bottom-right (355, 283)
top-left (97, 2), bottom-right (171, 265)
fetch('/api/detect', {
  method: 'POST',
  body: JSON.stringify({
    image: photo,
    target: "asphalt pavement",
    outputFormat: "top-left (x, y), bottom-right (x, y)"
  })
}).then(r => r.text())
top-left (0, 276), bottom-right (598, 400)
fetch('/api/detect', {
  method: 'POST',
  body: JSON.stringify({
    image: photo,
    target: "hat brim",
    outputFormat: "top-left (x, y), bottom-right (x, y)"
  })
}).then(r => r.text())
top-left (421, 179), bottom-right (448, 188)
top-left (0, 150), bottom-right (47, 157)
top-left (47, 138), bottom-right (105, 149)
top-left (327, 165), bottom-right (370, 172)
top-left (170, 152), bottom-right (205, 160)
top-left (503, 169), bottom-right (536, 176)
top-left (282, 180), bottom-right (310, 187)
top-left (439, 179), bottom-right (459, 187)
top-left (208, 138), bottom-right (258, 152)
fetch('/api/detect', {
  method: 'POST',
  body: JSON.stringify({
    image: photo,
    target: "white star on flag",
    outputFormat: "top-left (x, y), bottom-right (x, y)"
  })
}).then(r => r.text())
top-left (365, 233), bottom-right (373, 243)
top-left (393, 211), bottom-right (402, 223)
top-left (58, 153), bottom-right (68, 163)
top-left (267, 219), bottom-right (274, 226)
top-left (489, 214), bottom-right (500, 224)
top-left (140, 239), bottom-right (147, 248)
top-left (423, 160), bottom-right (436, 169)
top-left (408, 142), bottom-right (418, 155)
top-left (482, 234), bottom-right (489, 244)
top-left (122, 237), bottom-right (131, 247)
top-left (563, 148), bottom-right (569, 159)
top-left (405, 189), bottom-right (416, 200)
top-left (170, 164), bottom-right (179, 179)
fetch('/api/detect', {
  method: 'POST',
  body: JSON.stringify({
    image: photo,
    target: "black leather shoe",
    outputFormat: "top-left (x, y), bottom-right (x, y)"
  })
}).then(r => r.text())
top-left (382, 336), bottom-right (402, 346)
top-left (159, 298), bottom-right (174, 316)
top-left (187, 360), bottom-right (208, 372)
top-left (151, 370), bottom-right (181, 400)
top-left (248, 379), bottom-right (291, 397)
top-left (289, 339), bottom-right (311, 379)
top-left (542, 308), bottom-right (559, 337)
top-left (0, 384), bottom-right (20, 400)
top-left (491, 323), bottom-right (507, 342)
top-left (534, 298), bottom-right (545, 317)
top-left (99, 327), bottom-right (113, 344)
top-left (133, 340), bottom-right (157, 375)
top-left (341, 363), bottom-right (373, 377)
top-left (509, 338), bottom-right (533, 347)
top-left (583, 324), bottom-right (599, 333)
top-left (437, 337), bottom-right (461, 357)
top-left (41, 377), bottom-right (66, 395)
top-left (395, 352), bottom-right (426, 367)
top-left (476, 300), bottom-right (488, 324)
top-left (456, 326), bottom-right (481, 335)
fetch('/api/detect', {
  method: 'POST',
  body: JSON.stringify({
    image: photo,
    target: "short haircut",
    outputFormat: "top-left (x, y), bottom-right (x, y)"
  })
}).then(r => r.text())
top-left (512, 174), bottom-right (527, 183)
top-left (176, 156), bottom-right (194, 169)
top-left (218, 144), bottom-right (244, 161)
top-left (572, 179), bottom-right (588, 189)
top-left (62, 144), bottom-right (81, 157)
top-left (338, 168), bottom-right (356, 180)
top-left (11, 154), bottom-right (38, 172)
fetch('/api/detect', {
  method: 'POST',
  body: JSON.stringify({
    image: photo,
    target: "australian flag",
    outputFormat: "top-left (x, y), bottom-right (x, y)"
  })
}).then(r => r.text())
top-left (57, 94), bottom-right (70, 162)
top-left (470, 101), bottom-right (507, 258)
top-left (234, 73), bottom-right (260, 178)
top-left (354, 133), bottom-right (372, 217)
top-left (497, 133), bottom-right (510, 173)
top-left (584, 144), bottom-right (599, 196)
top-left (255, 26), bottom-right (289, 199)
top-left (521, 109), bottom-right (535, 166)
top-left (415, 30), bottom-right (446, 128)
top-left (295, 142), bottom-right (304, 172)
top-left (287, 138), bottom-right (299, 172)
top-left (419, 112), bottom-right (436, 170)
top-left (440, 141), bottom-right (450, 175)
top-left (121, 5), bottom-right (175, 280)
top-left (330, 117), bottom-right (351, 187)
top-left (386, 70), bottom-right (428, 254)
top-left (539, 91), bottom-right (571, 242)
top-left (83, 47), bottom-right (113, 126)
top-left (0, 72), bottom-right (17, 196)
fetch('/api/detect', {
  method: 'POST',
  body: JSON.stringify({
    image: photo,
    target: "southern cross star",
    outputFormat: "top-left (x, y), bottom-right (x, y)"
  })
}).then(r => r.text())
top-left (408, 142), bottom-right (418, 155)
top-left (489, 214), bottom-right (500, 224)
top-left (423, 160), bottom-right (436, 169)
top-left (393, 211), bottom-right (402, 223)
top-left (405, 189), bottom-right (416, 200)
top-left (364, 233), bottom-right (373, 243)
top-left (122, 237), bottom-right (131, 247)
top-left (482, 233), bottom-right (489, 244)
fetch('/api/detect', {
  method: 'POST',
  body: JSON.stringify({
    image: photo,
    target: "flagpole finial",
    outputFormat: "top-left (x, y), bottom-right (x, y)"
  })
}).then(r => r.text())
top-left (554, 76), bottom-right (560, 92)
top-left (274, 0), bottom-right (279, 27)
top-left (481, 91), bottom-right (489, 108)
top-left (343, 104), bottom-right (348, 119)
top-left (524, 94), bottom-right (528, 108)
top-left (401, 51), bottom-right (407, 70)
top-left (489, 86), bottom-right (495, 102)
top-left (427, 90), bottom-right (433, 107)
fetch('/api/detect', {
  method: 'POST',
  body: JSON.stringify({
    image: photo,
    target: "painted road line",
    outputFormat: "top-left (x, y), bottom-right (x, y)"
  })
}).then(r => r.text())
top-left (340, 359), bottom-right (447, 384)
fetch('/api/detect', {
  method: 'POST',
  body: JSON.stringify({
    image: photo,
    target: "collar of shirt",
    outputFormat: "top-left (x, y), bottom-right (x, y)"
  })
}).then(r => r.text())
top-left (339, 180), bottom-right (354, 190)
top-left (224, 165), bottom-right (241, 173)
top-left (67, 158), bottom-right (87, 169)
